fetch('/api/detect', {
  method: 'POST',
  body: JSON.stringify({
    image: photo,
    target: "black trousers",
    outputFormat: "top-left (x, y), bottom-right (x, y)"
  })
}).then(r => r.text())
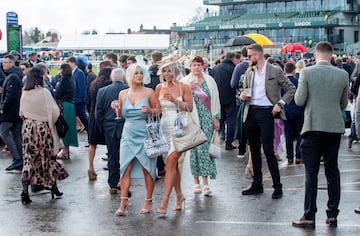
top-left (244, 106), bottom-right (281, 189)
top-left (221, 103), bottom-right (238, 145)
top-left (301, 131), bottom-right (341, 220)
top-left (283, 116), bottom-right (303, 159)
top-left (104, 133), bottom-right (120, 189)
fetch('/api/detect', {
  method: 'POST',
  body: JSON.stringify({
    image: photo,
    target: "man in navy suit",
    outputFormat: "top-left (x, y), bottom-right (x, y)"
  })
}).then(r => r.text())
top-left (67, 56), bottom-right (89, 133)
top-left (96, 68), bottom-right (128, 193)
top-left (283, 62), bottom-right (304, 165)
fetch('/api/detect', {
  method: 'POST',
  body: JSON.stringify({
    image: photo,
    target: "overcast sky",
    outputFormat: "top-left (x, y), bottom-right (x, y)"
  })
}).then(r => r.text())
top-left (0, 0), bottom-right (218, 51)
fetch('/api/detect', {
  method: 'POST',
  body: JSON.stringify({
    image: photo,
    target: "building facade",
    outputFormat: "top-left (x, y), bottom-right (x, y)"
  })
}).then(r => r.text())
top-left (171, 0), bottom-right (360, 55)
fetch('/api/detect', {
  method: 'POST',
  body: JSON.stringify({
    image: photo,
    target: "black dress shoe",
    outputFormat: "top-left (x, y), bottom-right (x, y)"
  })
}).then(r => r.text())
top-left (272, 188), bottom-right (283, 199)
top-left (5, 160), bottom-right (23, 171)
top-left (355, 207), bottom-right (360, 214)
top-left (225, 143), bottom-right (237, 150)
top-left (242, 186), bottom-right (263, 195)
top-left (325, 218), bottom-right (337, 227)
top-left (292, 216), bottom-right (315, 229)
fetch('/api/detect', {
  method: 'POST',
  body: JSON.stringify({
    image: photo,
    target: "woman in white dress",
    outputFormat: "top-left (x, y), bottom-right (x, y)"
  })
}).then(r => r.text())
top-left (155, 60), bottom-right (193, 214)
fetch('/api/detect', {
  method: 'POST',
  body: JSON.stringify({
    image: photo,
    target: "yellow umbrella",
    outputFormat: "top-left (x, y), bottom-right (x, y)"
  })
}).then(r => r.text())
top-left (243, 33), bottom-right (276, 47)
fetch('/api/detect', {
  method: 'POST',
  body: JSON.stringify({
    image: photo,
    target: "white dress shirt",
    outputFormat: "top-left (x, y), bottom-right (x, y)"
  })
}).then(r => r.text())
top-left (250, 63), bottom-right (273, 106)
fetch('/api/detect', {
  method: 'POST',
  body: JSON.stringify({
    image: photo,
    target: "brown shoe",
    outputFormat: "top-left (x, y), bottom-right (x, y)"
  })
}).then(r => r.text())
top-left (292, 216), bottom-right (315, 229)
top-left (347, 140), bottom-right (353, 148)
top-left (109, 188), bottom-right (118, 194)
top-left (225, 143), bottom-right (237, 150)
top-left (295, 158), bottom-right (303, 164)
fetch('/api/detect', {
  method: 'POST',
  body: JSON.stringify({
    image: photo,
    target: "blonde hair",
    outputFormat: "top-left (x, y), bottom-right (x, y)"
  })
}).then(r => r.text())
top-left (125, 63), bottom-right (150, 86)
top-left (295, 60), bottom-right (306, 73)
top-left (159, 62), bottom-right (183, 82)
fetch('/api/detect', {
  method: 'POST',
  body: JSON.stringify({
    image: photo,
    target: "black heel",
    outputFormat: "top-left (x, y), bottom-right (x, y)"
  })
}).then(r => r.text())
top-left (21, 191), bottom-right (32, 204)
top-left (51, 184), bottom-right (63, 199)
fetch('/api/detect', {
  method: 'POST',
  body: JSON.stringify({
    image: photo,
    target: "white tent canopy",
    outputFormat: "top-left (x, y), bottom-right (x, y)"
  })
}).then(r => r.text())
top-left (56, 34), bottom-right (169, 50)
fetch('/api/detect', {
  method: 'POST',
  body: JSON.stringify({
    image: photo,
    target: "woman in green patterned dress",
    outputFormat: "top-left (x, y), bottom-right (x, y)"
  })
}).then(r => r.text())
top-left (181, 56), bottom-right (220, 196)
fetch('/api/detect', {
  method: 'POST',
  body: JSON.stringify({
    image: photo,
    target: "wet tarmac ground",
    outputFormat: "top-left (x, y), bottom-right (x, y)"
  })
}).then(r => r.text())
top-left (1, 130), bottom-right (360, 235)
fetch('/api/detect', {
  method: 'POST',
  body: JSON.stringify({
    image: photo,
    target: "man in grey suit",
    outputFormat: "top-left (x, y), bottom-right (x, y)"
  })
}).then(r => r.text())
top-left (96, 68), bottom-right (128, 193)
top-left (240, 43), bottom-right (295, 199)
top-left (292, 42), bottom-right (348, 228)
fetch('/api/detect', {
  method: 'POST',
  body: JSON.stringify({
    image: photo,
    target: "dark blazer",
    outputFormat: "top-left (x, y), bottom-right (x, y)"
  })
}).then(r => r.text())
top-left (0, 66), bottom-right (23, 123)
top-left (73, 67), bottom-right (87, 104)
top-left (95, 80), bottom-right (129, 138)
top-left (242, 62), bottom-right (296, 122)
top-left (54, 75), bottom-right (76, 103)
top-left (212, 58), bottom-right (236, 105)
top-left (284, 75), bottom-right (303, 119)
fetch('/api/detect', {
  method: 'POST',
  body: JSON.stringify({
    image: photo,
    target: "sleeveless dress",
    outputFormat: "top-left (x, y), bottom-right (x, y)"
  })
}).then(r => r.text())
top-left (160, 94), bottom-right (186, 171)
top-left (119, 92), bottom-right (157, 180)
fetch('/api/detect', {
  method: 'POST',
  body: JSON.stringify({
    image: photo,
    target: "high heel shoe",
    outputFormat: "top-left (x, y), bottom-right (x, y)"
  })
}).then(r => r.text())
top-left (21, 191), bottom-right (32, 204)
top-left (174, 194), bottom-right (186, 211)
top-left (88, 169), bottom-right (97, 181)
top-left (51, 184), bottom-right (63, 199)
top-left (57, 150), bottom-right (70, 160)
top-left (115, 197), bottom-right (129, 216)
top-left (157, 197), bottom-right (168, 215)
top-left (140, 198), bottom-right (153, 214)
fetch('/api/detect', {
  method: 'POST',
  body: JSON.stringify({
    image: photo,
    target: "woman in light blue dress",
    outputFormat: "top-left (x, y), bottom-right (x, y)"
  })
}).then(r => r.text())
top-left (115, 64), bottom-right (160, 216)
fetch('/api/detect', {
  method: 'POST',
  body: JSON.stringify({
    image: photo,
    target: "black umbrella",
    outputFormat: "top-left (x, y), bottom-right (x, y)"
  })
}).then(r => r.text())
top-left (303, 52), bottom-right (314, 58)
top-left (224, 36), bottom-right (256, 47)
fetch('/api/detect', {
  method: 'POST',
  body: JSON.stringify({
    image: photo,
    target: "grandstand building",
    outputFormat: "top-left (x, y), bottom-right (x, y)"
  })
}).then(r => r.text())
top-left (171, 0), bottom-right (360, 54)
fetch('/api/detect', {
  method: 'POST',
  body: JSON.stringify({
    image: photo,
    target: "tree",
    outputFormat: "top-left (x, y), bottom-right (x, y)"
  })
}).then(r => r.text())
top-left (81, 29), bottom-right (98, 35)
top-left (29, 27), bottom-right (44, 43)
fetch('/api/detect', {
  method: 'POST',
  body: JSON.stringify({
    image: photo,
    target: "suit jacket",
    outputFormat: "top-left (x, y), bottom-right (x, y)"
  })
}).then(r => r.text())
top-left (73, 67), bottom-right (87, 104)
top-left (242, 62), bottom-right (296, 122)
top-left (294, 61), bottom-right (348, 135)
top-left (95, 81), bottom-right (128, 139)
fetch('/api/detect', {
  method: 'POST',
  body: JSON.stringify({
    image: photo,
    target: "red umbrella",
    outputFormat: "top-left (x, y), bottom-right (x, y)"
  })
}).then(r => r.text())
top-left (281, 43), bottom-right (309, 53)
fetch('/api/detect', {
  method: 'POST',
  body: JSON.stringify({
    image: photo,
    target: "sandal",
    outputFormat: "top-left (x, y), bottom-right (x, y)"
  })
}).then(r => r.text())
top-left (57, 151), bottom-right (70, 160)
top-left (115, 197), bottom-right (129, 216)
top-left (203, 185), bottom-right (212, 196)
top-left (194, 184), bottom-right (202, 194)
top-left (140, 198), bottom-right (153, 214)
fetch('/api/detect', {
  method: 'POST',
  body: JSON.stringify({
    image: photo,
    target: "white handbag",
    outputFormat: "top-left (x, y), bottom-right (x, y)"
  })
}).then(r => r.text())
top-left (144, 115), bottom-right (170, 158)
top-left (173, 112), bottom-right (207, 153)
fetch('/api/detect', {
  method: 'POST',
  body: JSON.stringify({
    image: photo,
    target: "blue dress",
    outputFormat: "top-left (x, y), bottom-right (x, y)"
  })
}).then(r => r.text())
top-left (119, 93), bottom-right (157, 180)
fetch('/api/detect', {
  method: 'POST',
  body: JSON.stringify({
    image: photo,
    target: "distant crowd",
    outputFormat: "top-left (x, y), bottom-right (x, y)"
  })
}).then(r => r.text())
top-left (1, 41), bottom-right (360, 226)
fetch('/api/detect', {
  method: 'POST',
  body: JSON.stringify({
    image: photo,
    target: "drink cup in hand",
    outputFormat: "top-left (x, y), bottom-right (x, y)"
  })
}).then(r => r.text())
top-left (244, 88), bottom-right (252, 99)
top-left (113, 100), bottom-right (121, 120)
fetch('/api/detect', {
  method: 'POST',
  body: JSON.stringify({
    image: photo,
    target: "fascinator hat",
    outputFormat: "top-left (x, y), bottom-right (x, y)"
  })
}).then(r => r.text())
top-left (134, 55), bottom-right (151, 85)
top-left (157, 55), bottom-right (186, 80)
top-left (126, 63), bottom-right (151, 85)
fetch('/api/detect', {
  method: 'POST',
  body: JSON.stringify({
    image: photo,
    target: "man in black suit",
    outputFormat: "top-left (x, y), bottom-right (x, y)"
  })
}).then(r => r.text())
top-left (211, 52), bottom-right (238, 150)
top-left (96, 68), bottom-right (128, 193)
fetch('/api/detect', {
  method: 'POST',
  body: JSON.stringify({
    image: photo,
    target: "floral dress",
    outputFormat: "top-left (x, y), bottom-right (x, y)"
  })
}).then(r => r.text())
top-left (189, 81), bottom-right (217, 179)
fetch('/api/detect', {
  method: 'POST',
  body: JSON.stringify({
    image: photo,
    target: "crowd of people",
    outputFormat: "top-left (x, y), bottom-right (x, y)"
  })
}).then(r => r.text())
top-left (0, 41), bottom-right (359, 227)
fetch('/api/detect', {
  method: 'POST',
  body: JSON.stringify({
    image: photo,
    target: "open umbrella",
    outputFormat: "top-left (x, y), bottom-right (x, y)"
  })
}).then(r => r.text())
top-left (224, 36), bottom-right (255, 47)
top-left (281, 43), bottom-right (309, 53)
top-left (243, 33), bottom-right (276, 47)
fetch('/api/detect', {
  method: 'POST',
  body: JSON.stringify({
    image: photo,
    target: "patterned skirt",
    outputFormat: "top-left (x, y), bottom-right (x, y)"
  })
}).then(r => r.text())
top-left (21, 119), bottom-right (69, 187)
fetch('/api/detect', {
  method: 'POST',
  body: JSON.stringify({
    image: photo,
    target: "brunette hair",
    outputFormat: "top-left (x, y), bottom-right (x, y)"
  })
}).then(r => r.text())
top-left (60, 63), bottom-right (72, 77)
top-left (23, 66), bottom-right (44, 90)
top-left (190, 55), bottom-right (204, 65)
